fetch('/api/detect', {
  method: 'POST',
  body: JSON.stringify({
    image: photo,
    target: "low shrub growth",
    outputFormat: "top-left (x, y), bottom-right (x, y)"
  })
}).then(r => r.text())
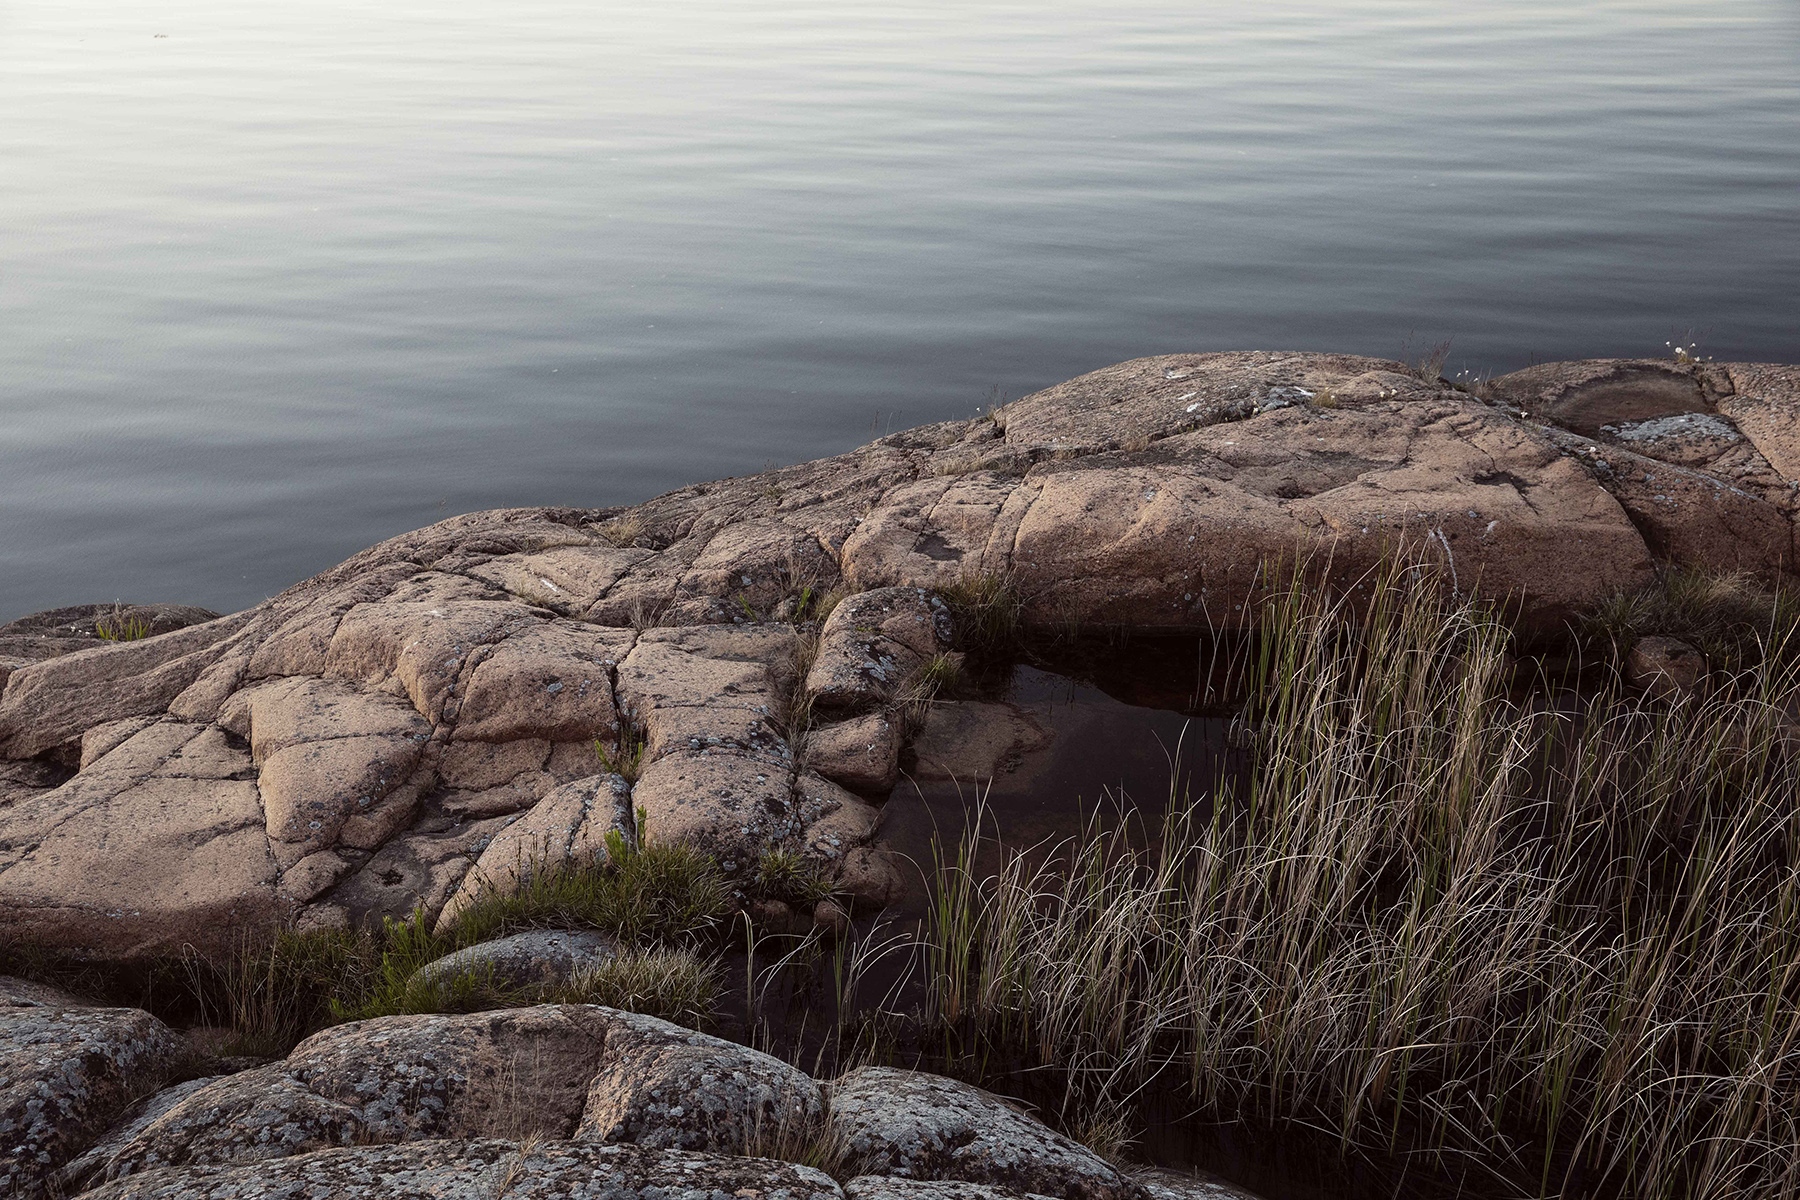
top-left (343, 833), bottom-right (731, 1022)
top-left (99, 833), bottom-right (740, 1052)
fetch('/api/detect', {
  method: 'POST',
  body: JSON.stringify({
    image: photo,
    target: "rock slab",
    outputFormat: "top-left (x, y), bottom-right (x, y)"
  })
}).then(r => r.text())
top-left (827, 1067), bottom-right (1133, 1200)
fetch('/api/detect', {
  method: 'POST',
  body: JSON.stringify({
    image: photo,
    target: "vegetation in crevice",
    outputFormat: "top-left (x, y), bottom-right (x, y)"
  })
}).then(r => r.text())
top-left (936, 570), bottom-right (1024, 664)
top-left (162, 831), bottom-right (733, 1050)
top-left (94, 602), bottom-right (152, 642)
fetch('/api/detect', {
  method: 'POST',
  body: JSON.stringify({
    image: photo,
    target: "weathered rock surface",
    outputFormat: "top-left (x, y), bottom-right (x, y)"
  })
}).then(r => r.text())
top-left (845, 1177), bottom-right (1058, 1200)
top-left (827, 1067), bottom-right (1134, 1200)
top-left (1, 995), bottom-right (182, 1198)
top-left (576, 1009), bottom-right (823, 1154)
top-left (1, 973), bottom-right (89, 1008)
top-left (807, 710), bottom-right (904, 794)
top-left (77, 1004), bottom-right (818, 1183)
top-left (3, 353), bottom-right (1798, 958)
top-left (1133, 1167), bottom-right (1270, 1200)
top-left (807, 589), bottom-right (952, 714)
top-left (434, 774), bottom-right (634, 933)
top-left (1626, 635), bottom-right (1707, 698)
top-left (3, 994), bottom-right (1251, 1200)
top-left (74, 1138), bottom-right (843, 1200)
top-left (89, 1006), bottom-right (613, 1179)
top-left (0, 604), bottom-right (221, 677)
top-left (410, 929), bottom-right (620, 995)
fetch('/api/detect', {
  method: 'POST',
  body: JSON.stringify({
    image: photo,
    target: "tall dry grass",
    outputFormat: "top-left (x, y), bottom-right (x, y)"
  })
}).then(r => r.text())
top-left (924, 560), bottom-right (1800, 1199)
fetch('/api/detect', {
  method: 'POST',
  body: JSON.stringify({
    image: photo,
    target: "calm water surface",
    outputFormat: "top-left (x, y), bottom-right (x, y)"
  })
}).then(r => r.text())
top-left (3, 1), bottom-right (1797, 618)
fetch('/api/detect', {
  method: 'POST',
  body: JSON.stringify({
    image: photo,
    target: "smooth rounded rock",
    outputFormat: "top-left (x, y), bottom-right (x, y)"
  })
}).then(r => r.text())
top-left (410, 929), bottom-right (619, 995)
top-left (1626, 635), bottom-right (1707, 698)
top-left (827, 1067), bottom-right (1134, 1200)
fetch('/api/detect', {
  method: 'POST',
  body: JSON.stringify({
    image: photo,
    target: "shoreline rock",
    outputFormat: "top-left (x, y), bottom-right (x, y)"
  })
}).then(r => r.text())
top-left (5, 991), bottom-right (1208, 1200)
top-left (2, 352), bottom-right (1797, 960)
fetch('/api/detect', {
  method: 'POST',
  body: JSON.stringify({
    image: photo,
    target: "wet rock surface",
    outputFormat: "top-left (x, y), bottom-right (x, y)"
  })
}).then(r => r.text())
top-left (1626, 635), bottom-right (1708, 698)
top-left (845, 1178), bottom-right (1059, 1200)
top-left (2, 353), bottom-right (1798, 958)
top-left (827, 1067), bottom-right (1135, 1200)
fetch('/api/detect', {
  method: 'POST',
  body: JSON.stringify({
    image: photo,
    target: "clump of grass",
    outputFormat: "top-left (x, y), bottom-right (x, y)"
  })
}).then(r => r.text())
top-left (12, 836), bottom-right (734, 1051)
top-left (594, 732), bottom-right (647, 784)
top-left (780, 632), bottom-right (823, 761)
top-left (741, 1098), bottom-right (848, 1174)
top-left (753, 846), bottom-right (834, 909)
top-left (594, 512), bottom-right (647, 548)
top-left (1582, 566), bottom-right (1800, 671)
top-left (1405, 335), bottom-right (1453, 382)
top-left (335, 943), bottom-right (516, 1022)
top-left (981, 384), bottom-right (1010, 435)
top-left (449, 839), bottom-right (729, 951)
top-left (340, 835), bottom-right (728, 1022)
top-left (1066, 1104), bottom-right (1136, 1167)
top-left (183, 927), bottom-right (377, 1058)
top-left (937, 571), bottom-right (1023, 661)
top-left (924, 557), bottom-right (1800, 1200)
top-left (550, 945), bottom-right (722, 1027)
top-left (892, 651), bottom-right (961, 732)
top-left (94, 603), bottom-right (152, 642)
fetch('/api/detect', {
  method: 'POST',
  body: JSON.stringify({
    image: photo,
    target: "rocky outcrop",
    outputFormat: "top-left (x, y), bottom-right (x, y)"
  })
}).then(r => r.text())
top-left (827, 1068), bottom-right (1134, 1200)
top-left (409, 928), bottom-right (619, 995)
top-left (1, 984), bottom-right (183, 1198)
top-left (0, 984), bottom-right (1282, 1200)
top-left (69, 1004), bottom-right (817, 1186)
top-left (3, 352), bottom-right (1799, 959)
top-left (0, 604), bottom-right (221, 695)
top-left (844, 1178), bottom-right (1059, 1200)
top-left (576, 1008), bottom-right (823, 1153)
top-left (75, 1138), bottom-right (842, 1200)
top-left (1132, 1167), bottom-right (1269, 1200)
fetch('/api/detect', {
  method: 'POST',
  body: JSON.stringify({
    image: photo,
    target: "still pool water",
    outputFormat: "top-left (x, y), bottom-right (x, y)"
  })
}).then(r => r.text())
top-left (3, 0), bottom-right (1797, 619)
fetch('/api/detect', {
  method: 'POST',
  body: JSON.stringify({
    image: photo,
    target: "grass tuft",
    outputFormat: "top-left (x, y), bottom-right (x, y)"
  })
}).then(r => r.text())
top-left (936, 572), bottom-right (1023, 661)
top-left (183, 927), bottom-right (377, 1057)
top-left (753, 846), bottom-right (835, 909)
top-left (924, 557), bottom-right (1800, 1200)
top-left (1581, 565), bottom-right (1800, 671)
top-left (94, 603), bottom-right (152, 642)
top-left (595, 512), bottom-right (647, 548)
top-left (549, 944), bottom-right (722, 1027)
top-left (594, 733), bottom-right (647, 784)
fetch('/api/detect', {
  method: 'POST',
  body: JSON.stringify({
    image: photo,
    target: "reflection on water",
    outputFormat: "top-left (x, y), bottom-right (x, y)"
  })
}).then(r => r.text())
top-left (877, 662), bottom-right (1240, 889)
top-left (3, 0), bottom-right (1797, 618)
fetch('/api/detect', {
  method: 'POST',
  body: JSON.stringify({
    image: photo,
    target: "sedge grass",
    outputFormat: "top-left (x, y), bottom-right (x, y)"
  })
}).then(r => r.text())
top-left (924, 558), bottom-right (1800, 1200)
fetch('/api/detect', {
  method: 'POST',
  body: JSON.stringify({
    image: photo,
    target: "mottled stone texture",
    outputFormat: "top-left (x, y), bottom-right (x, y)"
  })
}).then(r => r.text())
top-left (827, 1068), bottom-right (1134, 1200)
top-left (0, 993), bottom-right (182, 1199)
top-left (74, 1138), bottom-right (844, 1200)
